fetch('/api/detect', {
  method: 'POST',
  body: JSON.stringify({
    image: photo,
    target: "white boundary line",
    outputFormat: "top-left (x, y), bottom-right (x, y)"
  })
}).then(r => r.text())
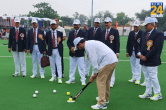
top-left (0, 56), bottom-right (165, 63)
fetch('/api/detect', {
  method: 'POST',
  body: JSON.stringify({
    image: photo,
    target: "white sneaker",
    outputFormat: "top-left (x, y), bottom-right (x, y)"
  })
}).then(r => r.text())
top-left (41, 75), bottom-right (45, 79)
top-left (150, 94), bottom-right (162, 101)
top-left (96, 97), bottom-right (109, 103)
top-left (110, 83), bottom-right (114, 88)
top-left (58, 78), bottom-right (62, 84)
top-left (138, 93), bottom-right (152, 99)
top-left (30, 75), bottom-right (37, 78)
top-left (49, 77), bottom-right (56, 82)
top-left (91, 103), bottom-right (107, 109)
top-left (12, 73), bottom-right (20, 77)
top-left (66, 80), bottom-right (75, 84)
top-left (81, 81), bottom-right (86, 86)
top-left (140, 82), bottom-right (146, 86)
top-left (135, 80), bottom-right (140, 85)
top-left (128, 78), bottom-right (136, 82)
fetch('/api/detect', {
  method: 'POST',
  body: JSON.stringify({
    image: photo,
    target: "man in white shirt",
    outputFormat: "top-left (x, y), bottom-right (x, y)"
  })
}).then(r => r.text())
top-left (54, 18), bottom-right (66, 78)
top-left (73, 37), bottom-right (118, 109)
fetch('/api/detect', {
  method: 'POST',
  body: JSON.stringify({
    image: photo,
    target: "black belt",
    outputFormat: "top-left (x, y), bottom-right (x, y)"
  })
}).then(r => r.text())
top-left (53, 47), bottom-right (58, 49)
top-left (34, 43), bottom-right (38, 45)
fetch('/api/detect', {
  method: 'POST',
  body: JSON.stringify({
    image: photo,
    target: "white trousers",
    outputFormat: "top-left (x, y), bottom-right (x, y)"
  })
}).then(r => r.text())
top-left (69, 56), bottom-right (86, 82)
top-left (31, 45), bottom-right (44, 76)
top-left (49, 49), bottom-right (62, 79)
top-left (142, 65), bottom-right (161, 94)
top-left (84, 54), bottom-right (91, 76)
top-left (110, 69), bottom-right (115, 85)
top-left (13, 45), bottom-right (26, 74)
top-left (130, 51), bottom-right (141, 80)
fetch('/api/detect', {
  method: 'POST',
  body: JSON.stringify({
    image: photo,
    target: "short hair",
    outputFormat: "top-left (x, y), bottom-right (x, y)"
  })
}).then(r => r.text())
top-left (54, 18), bottom-right (59, 21)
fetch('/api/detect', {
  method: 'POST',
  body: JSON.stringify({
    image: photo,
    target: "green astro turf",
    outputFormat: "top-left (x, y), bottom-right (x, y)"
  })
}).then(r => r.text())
top-left (0, 37), bottom-right (166, 110)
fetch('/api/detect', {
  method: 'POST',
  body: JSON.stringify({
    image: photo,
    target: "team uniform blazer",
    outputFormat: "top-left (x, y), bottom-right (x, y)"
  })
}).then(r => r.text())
top-left (126, 30), bottom-right (144, 58)
top-left (26, 28), bottom-right (46, 54)
top-left (8, 27), bottom-right (26, 52)
top-left (67, 29), bottom-right (85, 57)
top-left (45, 30), bottom-right (63, 57)
top-left (138, 29), bottom-right (164, 66)
top-left (99, 28), bottom-right (120, 53)
top-left (86, 27), bottom-right (102, 40)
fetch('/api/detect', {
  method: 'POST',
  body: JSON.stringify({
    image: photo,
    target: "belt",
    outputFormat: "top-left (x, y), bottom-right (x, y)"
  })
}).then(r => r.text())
top-left (34, 43), bottom-right (38, 45)
top-left (53, 47), bottom-right (58, 49)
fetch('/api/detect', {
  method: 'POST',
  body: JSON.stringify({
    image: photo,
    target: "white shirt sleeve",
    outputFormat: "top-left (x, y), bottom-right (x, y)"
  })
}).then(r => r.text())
top-left (86, 44), bottom-right (99, 74)
top-left (62, 28), bottom-right (66, 36)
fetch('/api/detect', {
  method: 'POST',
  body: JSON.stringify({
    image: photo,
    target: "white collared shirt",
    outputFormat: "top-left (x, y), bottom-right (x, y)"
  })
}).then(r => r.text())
top-left (15, 27), bottom-right (19, 32)
top-left (85, 40), bottom-right (118, 75)
top-left (75, 28), bottom-right (80, 34)
top-left (51, 30), bottom-right (57, 47)
top-left (105, 27), bottom-right (111, 39)
top-left (148, 28), bottom-right (154, 36)
top-left (94, 27), bottom-right (99, 33)
top-left (56, 25), bottom-right (66, 36)
top-left (33, 27), bottom-right (38, 43)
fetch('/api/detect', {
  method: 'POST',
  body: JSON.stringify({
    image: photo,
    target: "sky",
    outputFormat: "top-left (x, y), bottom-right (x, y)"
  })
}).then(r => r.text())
top-left (0, 0), bottom-right (165, 19)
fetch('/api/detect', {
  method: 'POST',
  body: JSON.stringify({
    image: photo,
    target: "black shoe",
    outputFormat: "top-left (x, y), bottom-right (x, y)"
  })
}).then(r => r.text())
top-left (23, 74), bottom-right (26, 77)
top-left (62, 74), bottom-right (65, 78)
top-left (12, 73), bottom-right (20, 77)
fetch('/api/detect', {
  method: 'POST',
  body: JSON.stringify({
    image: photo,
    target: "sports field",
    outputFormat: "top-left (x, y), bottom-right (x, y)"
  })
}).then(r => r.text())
top-left (0, 37), bottom-right (165, 110)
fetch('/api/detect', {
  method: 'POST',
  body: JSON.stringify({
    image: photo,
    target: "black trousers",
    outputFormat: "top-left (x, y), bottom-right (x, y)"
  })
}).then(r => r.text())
top-left (55, 46), bottom-right (64, 76)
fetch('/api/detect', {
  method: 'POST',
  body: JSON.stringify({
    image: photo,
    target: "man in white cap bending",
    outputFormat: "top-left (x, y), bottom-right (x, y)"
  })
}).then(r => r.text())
top-left (73, 37), bottom-right (118, 109)
top-left (8, 17), bottom-right (27, 77)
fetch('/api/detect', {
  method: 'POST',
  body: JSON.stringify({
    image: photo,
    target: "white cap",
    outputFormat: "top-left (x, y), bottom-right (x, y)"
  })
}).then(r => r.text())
top-left (31, 18), bottom-right (38, 23)
top-left (14, 17), bottom-right (20, 23)
top-left (133, 20), bottom-right (141, 26)
top-left (50, 20), bottom-right (57, 25)
top-left (94, 18), bottom-right (101, 23)
top-left (153, 17), bottom-right (158, 23)
top-left (73, 19), bottom-right (81, 25)
top-left (141, 17), bottom-right (154, 26)
top-left (73, 37), bottom-right (84, 51)
top-left (104, 17), bottom-right (112, 22)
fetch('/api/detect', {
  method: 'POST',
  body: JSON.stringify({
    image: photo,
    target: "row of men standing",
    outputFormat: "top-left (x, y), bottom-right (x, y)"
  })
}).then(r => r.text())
top-left (126, 17), bottom-right (164, 101)
top-left (8, 17), bottom-right (120, 87)
top-left (8, 17), bottom-right (65, 83)
top-left (66, 17), bottom-right (120, 86)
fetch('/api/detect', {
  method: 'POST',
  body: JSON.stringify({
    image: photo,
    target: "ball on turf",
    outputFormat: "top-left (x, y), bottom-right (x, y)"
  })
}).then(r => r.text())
top-left (33, 94), bottom-right (37, 98)
top-left (67, 92), bottom-right (70, 95)
top-left (35, 90), bottom-right (38, 94)
top-left (53, 90), bottom-right (56, 93)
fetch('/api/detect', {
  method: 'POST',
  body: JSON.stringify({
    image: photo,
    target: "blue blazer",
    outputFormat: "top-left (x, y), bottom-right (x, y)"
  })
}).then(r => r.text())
top-left (67, 29), bottom-right (85, 57)
top-left (86, 27), bottom-right (102, 40)
top-left (99, 28), bottom-right (120, 53)
top-left (8, 27), bottom-right (26, 52)
top-left (27, 28), bottom-right (46, 54)
top-left (138, 29), bottom-right (164, 66)
top-left (126, 30), bottom-right (144, 58)
top-left (45, 30), bottom-right (63, 57)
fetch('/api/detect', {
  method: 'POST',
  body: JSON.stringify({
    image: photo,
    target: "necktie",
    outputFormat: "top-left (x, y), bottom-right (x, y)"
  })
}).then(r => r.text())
top-left (146, 33), bottom-right (149, 41)
top-left (74, 30), bottom-right (77, 39)
top-left (33, 30), bottom-right (36, 44)
top-left (105, 29), bottom-right (109, 40)
top-left (52, 31), bottom-right (56, 48)
top-left (93, 28), bottom-right (96, 36)
top-left (135, 34), bottom-right (137, 40)
top-left (15, 29), bottom-right (18, 41)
